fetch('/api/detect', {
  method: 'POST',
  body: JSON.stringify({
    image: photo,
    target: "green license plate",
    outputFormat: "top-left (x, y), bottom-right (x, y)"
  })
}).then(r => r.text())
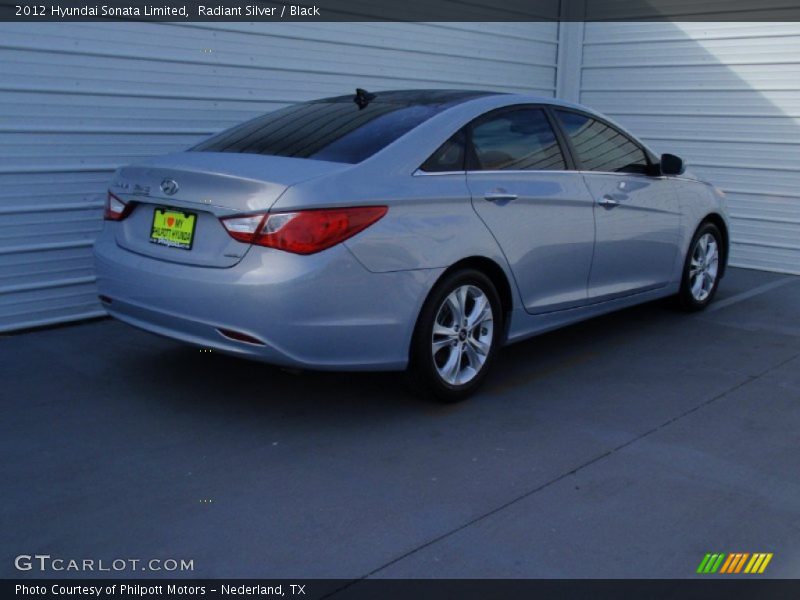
top-left (150, 207), bottom-right (197, 250)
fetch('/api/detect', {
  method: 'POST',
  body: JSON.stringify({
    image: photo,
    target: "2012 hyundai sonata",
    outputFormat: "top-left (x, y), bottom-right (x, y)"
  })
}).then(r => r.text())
top-left (93, 89), bottom-right (729, 401)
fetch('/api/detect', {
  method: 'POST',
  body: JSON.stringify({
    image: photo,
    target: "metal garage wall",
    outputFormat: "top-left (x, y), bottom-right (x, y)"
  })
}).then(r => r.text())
top-left (574, 21), bottom-right (800, 275)
top-left (0, 21), bottom-right (559, 332)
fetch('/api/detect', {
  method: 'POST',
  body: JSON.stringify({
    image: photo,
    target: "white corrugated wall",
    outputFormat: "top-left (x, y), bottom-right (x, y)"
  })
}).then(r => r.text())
top-left (2, 19), bottom-right (798, 333)
top-left (0, 21), bottom-right (559, 332)
top-left (576, 21), bottom-right (800, 275)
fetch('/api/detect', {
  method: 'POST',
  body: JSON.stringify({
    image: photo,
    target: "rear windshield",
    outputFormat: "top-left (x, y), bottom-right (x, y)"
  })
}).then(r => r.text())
top-left (192, 99), bottom-right (453, 164)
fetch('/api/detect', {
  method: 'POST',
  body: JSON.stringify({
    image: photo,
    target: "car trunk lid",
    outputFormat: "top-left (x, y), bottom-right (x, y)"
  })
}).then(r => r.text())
top-left (111, 152), bottom-right (349, 267)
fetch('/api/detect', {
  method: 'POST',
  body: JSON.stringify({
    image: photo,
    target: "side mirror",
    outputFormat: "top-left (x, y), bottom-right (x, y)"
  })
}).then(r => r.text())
top-left (660, 153), bottom-right (685, 176)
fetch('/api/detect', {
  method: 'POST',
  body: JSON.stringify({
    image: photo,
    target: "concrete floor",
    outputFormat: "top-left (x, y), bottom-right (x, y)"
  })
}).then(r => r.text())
top-left (2, 267), bottom-right (799, 580)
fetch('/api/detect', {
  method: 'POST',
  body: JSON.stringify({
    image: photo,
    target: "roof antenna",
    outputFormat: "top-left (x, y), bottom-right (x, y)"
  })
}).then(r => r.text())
top-left (354, 88), bottom-right (376, 110)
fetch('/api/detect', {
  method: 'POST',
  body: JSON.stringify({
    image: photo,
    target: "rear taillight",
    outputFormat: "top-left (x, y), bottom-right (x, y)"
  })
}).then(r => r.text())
top-left (104, 191), bottom-right (133, 221)
top-left (220, 206), bottom-right (387, 255)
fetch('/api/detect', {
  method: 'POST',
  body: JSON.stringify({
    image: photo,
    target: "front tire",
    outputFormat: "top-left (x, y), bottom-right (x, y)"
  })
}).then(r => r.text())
top-left (678, 222), bottom-right (723, 311)
top-left (407, 269), bottom-right (503, 402)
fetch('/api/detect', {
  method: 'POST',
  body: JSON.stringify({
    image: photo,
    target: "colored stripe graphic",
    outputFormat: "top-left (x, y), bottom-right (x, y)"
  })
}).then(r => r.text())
top-left (722, 553), bottom-right (746, 574)
top-left (726, 553), bottom-right (748, 573)
top-left (719, 554), bottom-right (736, 574)
top-left (697, 554), bottom-right (712, 573)
top-left (697, 553), bottom-right (726, 574)
top-left (701, 553), bottom-right (774, 574)
top-left (745, 554), bottom-right (761, 573)
top-left (735, 553), bottom-right (750, 573)
top-left (759, 553), bottom-right (773, 573)
top-left (710, 554), bottom-right (725, 573)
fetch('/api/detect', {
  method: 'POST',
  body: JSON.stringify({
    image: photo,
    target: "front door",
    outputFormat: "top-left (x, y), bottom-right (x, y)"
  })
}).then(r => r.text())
top-left (553, 109), bottom-right (681, 301)
top-left (582, 173), bottom-right (681, 299)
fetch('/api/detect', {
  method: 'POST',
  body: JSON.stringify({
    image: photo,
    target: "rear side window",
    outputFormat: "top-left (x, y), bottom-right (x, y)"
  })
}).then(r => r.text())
top-left (555, 110), bottom-right (650, 174)
top-left (469, 108), bottom-right (566, 171)
top-left (420, 130), bottom-right (466, 172)
top-left (192, 101), bottom-right (445, 164)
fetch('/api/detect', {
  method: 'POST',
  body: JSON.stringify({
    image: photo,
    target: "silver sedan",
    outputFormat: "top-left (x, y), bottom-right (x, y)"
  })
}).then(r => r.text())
top-left (94, 89), bottom-right (729, 401)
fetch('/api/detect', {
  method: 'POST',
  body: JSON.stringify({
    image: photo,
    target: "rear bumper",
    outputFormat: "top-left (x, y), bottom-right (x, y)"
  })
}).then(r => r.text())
top-left (93, 226), bottom-right (443, 370)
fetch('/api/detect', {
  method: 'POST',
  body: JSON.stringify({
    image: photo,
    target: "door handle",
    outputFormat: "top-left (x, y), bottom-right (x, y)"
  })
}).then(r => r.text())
top-left (484, 192), bottom-right (518, 202)
top-left (597, 195), bottom-right (620, 209)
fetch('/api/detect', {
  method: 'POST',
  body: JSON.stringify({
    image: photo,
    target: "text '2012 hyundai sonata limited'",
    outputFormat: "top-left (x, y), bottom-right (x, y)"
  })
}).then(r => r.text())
top-left (94, 89), bottom-right (729, 401)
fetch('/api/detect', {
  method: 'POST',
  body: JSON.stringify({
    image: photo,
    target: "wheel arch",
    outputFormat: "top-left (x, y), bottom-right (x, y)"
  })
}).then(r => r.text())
top-left (413, 256), bottom-right (516, 348)
top-left (699, 213), bottom-right (730, 278)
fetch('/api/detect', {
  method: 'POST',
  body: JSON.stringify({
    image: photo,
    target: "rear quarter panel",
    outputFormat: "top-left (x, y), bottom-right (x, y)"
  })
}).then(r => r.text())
top-left (274, 169), bottom-right (519, 302)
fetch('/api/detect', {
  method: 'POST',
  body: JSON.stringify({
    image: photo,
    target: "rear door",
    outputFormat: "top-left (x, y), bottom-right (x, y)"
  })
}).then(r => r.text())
top-left (466, 106), bottom-right (596, 314)
top-left (553, 110), bottom-right (681, 300)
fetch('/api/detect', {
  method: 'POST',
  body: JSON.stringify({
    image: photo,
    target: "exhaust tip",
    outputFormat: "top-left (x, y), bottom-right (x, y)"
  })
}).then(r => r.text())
top-left (217, 327), bottom-right (265, 345)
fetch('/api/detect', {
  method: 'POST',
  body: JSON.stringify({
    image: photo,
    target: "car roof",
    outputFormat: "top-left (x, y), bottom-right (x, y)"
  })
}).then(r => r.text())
top-left (315, 89), bottom-right (603, 117)
top-left (317, 89), bottom-right (504, 106)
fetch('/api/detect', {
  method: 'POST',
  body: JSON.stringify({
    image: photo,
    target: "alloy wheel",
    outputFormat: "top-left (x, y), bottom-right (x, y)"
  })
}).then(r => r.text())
top-left (431, 285), bottom-right (494, 386)
top-left (689, 232), bottom-right (719, 302)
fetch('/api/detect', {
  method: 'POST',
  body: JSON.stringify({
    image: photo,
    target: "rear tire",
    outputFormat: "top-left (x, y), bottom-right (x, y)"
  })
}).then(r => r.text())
top-left (678, 222), bottom-right (723, 311)
top-left (406, 269), bottom-right (503, 403)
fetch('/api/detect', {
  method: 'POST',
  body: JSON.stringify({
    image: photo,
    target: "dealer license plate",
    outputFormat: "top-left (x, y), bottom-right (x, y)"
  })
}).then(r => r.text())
top-left (150, 207), bottom-right (197, 250)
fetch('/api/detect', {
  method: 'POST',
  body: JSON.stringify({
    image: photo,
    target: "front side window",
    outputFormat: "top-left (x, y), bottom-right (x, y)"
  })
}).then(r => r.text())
top-left (555, 110), bottom-right (650, 174)
top-left (469, 108), bottom-right (566, 171)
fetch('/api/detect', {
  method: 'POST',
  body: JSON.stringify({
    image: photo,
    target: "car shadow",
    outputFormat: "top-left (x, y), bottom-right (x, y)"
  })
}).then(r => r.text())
top-left (119, 294), bottom-right (683, 420)
top-left (104, 267), bottom-right (774, 424)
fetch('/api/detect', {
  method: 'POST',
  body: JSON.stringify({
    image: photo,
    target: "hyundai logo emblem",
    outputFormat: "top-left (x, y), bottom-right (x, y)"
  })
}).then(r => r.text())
top-left (160, 179), bottom-right (179, 196)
